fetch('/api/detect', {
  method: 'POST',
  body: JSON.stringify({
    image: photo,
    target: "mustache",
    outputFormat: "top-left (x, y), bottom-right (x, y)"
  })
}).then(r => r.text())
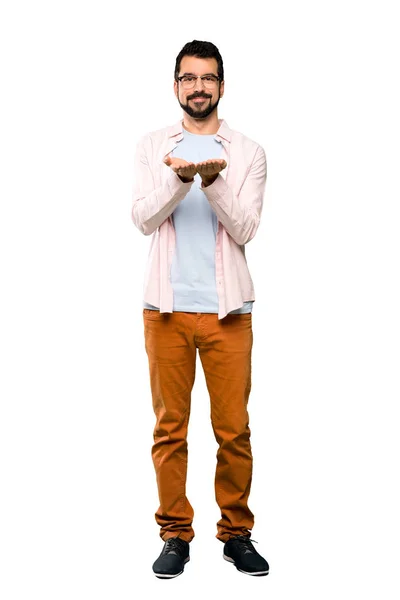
top-left (188, 94), bottom-right (211, 100)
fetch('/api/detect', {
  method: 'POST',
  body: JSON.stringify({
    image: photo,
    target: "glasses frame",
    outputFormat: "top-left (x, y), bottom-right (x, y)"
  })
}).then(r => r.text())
top-left (176, 74), bottom-right (221, 89)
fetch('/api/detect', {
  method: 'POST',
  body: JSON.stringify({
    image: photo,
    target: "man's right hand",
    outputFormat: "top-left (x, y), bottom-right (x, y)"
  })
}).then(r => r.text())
top-left (163, 156), bottom-right (196, 183)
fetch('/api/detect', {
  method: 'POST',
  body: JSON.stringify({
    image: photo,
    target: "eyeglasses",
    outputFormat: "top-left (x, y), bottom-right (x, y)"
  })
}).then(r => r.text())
top-left (176, 74), bottom-right (220, 89)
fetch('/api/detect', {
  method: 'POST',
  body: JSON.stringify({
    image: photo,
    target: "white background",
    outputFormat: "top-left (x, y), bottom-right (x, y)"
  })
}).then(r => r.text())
top-left (1, 0), bottom-right (399, 597)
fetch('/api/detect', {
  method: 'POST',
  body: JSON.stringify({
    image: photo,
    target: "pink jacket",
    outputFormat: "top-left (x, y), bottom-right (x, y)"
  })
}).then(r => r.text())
top-left (131, 118), bottom-right (267, 320)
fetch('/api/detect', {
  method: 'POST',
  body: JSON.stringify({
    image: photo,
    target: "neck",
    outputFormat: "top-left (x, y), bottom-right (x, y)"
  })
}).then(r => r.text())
top-left (182, 113), bottom-right (220, 135)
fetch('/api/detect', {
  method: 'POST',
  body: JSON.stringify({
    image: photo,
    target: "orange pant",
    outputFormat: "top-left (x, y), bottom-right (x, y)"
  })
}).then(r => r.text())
top-left (143, 309), bottom-right (255, 544)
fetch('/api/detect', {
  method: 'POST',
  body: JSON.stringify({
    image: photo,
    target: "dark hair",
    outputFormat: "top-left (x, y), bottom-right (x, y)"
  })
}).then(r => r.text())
top-left (174, 40), bottom-right (224, 82)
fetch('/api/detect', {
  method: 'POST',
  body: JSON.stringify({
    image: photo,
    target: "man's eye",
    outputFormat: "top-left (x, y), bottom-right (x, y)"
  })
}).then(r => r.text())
top-left (184, 77), bottom-right (195, 82)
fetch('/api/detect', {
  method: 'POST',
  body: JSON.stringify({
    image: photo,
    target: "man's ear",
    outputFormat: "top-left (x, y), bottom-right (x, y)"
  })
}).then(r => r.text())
top-left (173, 80), bottom-right (178, 99)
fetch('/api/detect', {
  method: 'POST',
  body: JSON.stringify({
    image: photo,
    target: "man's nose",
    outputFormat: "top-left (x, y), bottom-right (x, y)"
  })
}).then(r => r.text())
top-left (193, 77), bottom-right (206, 92)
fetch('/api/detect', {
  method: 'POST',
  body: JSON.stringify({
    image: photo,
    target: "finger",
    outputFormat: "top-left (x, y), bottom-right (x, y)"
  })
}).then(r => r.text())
top-left (212, 159), bottom-right (226, 170)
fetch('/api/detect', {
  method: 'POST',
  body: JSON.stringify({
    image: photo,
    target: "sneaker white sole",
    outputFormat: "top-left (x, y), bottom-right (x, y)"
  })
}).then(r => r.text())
top-left (154, 556), bottom-right (190, 578)
top-left (223, 554), bottom-right (269, 576)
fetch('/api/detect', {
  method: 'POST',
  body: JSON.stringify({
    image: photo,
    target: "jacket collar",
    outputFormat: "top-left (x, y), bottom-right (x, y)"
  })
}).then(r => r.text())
top-left (167, 118), bottom-right (232, 143)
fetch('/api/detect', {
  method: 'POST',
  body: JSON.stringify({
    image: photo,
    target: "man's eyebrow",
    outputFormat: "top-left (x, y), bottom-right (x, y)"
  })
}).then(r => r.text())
top-left (181, 72), bottom-right (217, 77)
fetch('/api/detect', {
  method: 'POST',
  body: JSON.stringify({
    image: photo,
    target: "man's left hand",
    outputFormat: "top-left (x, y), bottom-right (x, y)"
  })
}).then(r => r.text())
top-left (196, 159), bottom-right (227, 186)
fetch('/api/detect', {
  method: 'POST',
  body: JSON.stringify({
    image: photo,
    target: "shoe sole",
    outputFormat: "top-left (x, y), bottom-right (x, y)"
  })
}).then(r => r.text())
top-left (154, 556), bottom-right (190, 579)
top-left (223, 554), bottom-right (269, 576)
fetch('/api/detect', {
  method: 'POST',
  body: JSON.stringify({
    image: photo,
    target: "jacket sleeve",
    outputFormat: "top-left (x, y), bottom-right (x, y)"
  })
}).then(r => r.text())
top-left (131, 135), bottom-right (195, 235)
top-left (200, 145), bottom-right (267, 245)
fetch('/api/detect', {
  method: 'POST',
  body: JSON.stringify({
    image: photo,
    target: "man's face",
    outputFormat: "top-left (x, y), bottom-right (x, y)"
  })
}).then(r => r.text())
top-left (174, 56), bottom-right (224, 120)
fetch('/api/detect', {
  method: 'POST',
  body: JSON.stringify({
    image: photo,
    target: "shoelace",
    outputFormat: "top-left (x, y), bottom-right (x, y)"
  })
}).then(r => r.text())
top-left (231, 534), bottom-right (259, 554)
top-left (163, 537), bottom-right (186, 557)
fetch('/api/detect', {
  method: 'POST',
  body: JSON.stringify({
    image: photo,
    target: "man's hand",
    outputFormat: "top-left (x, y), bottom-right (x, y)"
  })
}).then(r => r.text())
top-left (196, 159), bottom-right (227, 187)
top-left (164, 156), bottom-right (197, 183)
top-left (163, 155), bottom-right (227, 187)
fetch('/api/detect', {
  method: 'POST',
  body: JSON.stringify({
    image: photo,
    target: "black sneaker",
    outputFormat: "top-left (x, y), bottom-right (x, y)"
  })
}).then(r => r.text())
top-left (152, 536), bottom-right (190, 579)
top-left (223, 534), bottom-right (269, 576)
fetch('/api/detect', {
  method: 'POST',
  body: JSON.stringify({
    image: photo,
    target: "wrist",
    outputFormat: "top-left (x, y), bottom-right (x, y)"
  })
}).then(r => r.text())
top-left (201, 174), bottom-right (218, 187)
top-left (178, 174), bottom-right (194, 183)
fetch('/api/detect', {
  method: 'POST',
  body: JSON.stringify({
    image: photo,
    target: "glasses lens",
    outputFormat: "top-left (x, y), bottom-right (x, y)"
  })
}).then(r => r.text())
top-left (181, 78), bottom-right (194, 89)
top-left (203, 76), bottom-right (218, 88)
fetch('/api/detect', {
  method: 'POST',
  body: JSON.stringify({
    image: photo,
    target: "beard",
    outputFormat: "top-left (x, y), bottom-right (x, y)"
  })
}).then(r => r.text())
top-left (178, 92), bottom-right (221, 119)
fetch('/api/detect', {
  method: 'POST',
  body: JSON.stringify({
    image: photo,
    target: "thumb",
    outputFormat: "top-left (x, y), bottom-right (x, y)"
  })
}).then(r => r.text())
top-left (163, 155), bottom-right (171, 165)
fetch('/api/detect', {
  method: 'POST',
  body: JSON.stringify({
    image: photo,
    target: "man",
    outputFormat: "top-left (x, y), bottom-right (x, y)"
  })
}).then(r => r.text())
top-left (131, 40), bottom-right (269, 578)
